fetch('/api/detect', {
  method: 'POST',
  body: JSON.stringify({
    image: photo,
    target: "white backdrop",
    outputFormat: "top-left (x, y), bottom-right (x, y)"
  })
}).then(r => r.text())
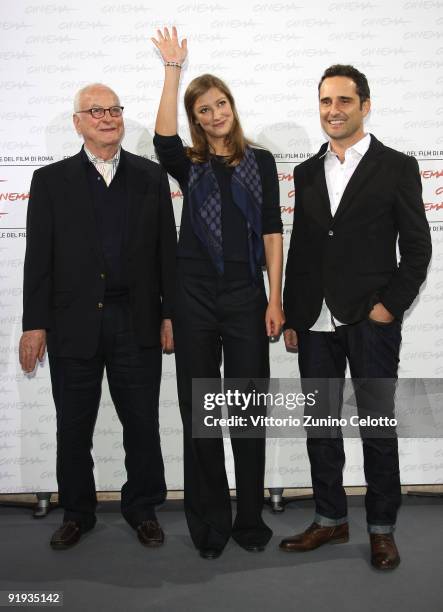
top-left (1, 0), bottom-right (442, 494)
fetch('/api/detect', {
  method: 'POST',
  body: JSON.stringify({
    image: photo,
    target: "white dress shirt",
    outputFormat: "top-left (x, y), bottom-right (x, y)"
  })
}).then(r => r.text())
top-left (84, 146), bottom-right (121, 186)
top-left (310, 133), bottom-right (371, 332)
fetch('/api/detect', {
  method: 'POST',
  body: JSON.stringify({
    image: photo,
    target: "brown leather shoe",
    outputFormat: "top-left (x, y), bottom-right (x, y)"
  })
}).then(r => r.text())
top-left (50, 521), bottom-right (83, 550)
top-left (137, 520), bottom-right (165, 547)
top-left (279, 522), bottom-right (349, 552)
top-left (370, 533), bottom-right (400, 570)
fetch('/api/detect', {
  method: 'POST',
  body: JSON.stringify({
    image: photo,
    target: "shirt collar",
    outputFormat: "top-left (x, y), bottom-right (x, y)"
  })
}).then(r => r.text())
top-left (84, 145), bottom-right (121, 165)
top-left (325, 133), bottom-right (371, 160)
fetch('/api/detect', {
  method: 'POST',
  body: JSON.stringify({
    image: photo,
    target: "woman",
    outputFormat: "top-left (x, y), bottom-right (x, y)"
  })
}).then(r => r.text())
top-left (152, 27), bottom-right (284, 559)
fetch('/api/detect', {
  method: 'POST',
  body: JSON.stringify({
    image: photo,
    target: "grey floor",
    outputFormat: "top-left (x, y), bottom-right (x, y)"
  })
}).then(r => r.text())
top-left (0, 496), bottom-right (442, 612)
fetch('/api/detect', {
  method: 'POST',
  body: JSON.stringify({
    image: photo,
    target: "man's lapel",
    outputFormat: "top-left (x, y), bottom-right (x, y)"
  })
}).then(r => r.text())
top-left (309, 142), bottom-right (333, 229)
top-left (332, 134), bottom-right (384, 224)
top-left (122, 149), bottom-right (150, 253)
top-left (64, 151), bottom-right (104, 266)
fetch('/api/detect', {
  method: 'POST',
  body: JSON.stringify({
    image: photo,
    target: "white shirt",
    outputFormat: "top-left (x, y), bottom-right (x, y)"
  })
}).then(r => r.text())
top-left (310, 133), bottom-right (371, 332)
top-left (84, 146), bottom-right (121, 187)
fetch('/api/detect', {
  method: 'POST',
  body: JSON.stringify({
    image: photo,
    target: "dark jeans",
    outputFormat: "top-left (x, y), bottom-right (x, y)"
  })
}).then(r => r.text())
top-left (49, 299), bottom-right (165, 530)
top-left (297, 318), bottom-right (402, 530)
top-left (174, 266), bottom-right (273, 550)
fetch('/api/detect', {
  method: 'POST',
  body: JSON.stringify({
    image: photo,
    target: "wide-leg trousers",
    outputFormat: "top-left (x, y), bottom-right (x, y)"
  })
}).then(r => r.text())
top-left (173, 267), bottom-right (273, 550)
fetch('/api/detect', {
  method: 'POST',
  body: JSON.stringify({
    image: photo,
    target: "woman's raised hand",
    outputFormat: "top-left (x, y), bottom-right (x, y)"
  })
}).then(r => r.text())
top-left (152, 26), bottom-right (188, 65)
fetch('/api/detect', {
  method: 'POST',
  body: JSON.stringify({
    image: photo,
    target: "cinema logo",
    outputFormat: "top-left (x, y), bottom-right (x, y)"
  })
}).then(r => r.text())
top-left (178, 3), bottom-right (225, 12)
top-left (419, 166), bottom-right (443, 213)
top-left (102, 4), bottom-right (151, 13)
top-left (0, 21), bottom-right (31, 31)
top-left (0, 180), bottom-right (29, 203)
top-left (25, 4), bottom-right (75, 14)
top-left (329, 2), bottom-right (377, 10)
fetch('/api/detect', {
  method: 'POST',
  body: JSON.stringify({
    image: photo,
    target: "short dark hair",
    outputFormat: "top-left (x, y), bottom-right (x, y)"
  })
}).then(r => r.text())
top-left (318, 64), bottom-right (370, 106)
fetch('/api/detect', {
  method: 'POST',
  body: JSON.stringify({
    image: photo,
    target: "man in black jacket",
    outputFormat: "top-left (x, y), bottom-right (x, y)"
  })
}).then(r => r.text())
top-left (280, 65), bottom-right (432, 569)
top-left (19, 83), bottom-right (177, 550)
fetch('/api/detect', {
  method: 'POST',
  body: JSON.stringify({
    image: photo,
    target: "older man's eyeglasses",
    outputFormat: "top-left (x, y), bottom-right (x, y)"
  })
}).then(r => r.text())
top-left (76, 106), bottom-right (124, 119)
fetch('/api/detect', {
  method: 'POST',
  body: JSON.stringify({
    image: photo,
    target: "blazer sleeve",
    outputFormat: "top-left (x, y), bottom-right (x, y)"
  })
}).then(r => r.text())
top-left (158, 168), bottom-right (177, 320)
top-left (283, 164), bottom-right (303, 330)
top-left (379, 155), bottom-right (432, 318)
top-left (22, 169), bottom-right (53, 332)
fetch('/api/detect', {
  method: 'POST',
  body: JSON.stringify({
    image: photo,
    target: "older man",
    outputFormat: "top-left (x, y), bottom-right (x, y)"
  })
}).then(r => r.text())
top-left (19, 83), bottom-right (177, 550)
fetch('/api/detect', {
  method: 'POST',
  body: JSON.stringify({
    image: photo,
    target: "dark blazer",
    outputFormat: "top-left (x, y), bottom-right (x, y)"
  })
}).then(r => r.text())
top-left (283, 135), bottom-right (432, 330)
top-left (22, 148), bottom-right (177, 358)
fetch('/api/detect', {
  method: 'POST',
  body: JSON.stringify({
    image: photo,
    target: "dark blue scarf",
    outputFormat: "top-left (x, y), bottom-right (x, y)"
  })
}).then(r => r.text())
top-left (188, 147), bottom-right (263, 279)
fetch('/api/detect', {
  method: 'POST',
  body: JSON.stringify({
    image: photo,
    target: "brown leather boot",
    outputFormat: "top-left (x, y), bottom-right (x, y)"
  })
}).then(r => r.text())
top-left (279, 522), bottom-right (349, 552)
top-left (370, 533), bottom-right (400, 570)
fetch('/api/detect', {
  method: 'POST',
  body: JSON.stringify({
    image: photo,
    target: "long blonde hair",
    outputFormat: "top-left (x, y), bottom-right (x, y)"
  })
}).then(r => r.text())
top-left (184, 74), bottom-right (251, 166)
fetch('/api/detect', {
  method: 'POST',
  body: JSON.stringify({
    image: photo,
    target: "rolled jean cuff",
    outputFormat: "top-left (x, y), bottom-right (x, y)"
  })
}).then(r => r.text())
top-left (367, 524), bottom-right (395, 534)
top-left (314, 513), bottom-right (348, 527)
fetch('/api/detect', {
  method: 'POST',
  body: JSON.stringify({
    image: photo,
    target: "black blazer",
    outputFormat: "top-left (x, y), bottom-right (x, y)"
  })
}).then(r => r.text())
top-left (283, 135), bottom-right (432, 330)
top-left (22, 148), bottom-right (177, 358)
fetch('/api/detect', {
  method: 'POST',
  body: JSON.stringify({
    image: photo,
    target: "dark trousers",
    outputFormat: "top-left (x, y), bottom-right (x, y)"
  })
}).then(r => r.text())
top-left (173, 268), bottom-right (273, 550)
top-left (49, 299), bottom-right (165, 530)
top-left (297, 318), bottom-right (402, 529)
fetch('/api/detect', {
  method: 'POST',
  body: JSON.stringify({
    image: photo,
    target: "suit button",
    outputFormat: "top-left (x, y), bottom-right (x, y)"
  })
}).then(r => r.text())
top-left (100, 273), bottom-right (105, 280)
top-left (97, 302), bottom-right (104, 309)
top-left (328, 230), bottom-right (334, 237)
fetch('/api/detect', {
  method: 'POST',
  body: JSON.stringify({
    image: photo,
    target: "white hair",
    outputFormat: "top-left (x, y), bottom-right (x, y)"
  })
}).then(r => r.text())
top-left (73, 83), bottom-right (121, 112)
